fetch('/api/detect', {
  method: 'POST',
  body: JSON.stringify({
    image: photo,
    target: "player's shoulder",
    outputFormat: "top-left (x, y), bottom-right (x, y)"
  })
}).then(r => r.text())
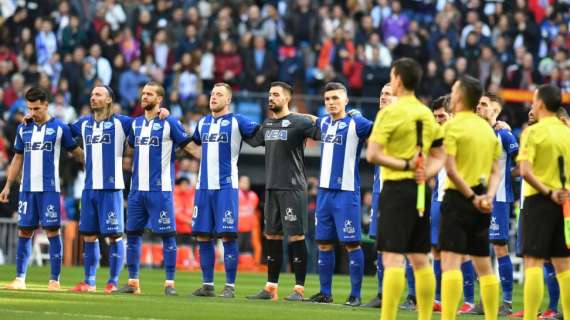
top-left (113, 113), bottom-right (132, 122)
top-left (50, 117), bottom-right (69, 129)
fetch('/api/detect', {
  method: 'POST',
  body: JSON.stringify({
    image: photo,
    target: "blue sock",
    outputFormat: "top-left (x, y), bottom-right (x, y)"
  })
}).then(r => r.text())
top-left (406, 260), bottom-right (416, 297)
top-left (126, 235), bottom-right (142, 279)
top-left (498, 255), bottom-right (513, 302)
top-left (16, 237), bottom-right (32, 279)
top-left (162, 236), bottom-right (176, 281)
top-left (83, 241), bottom-right (100, 286)
top-left (223, 240), bottom-right (238, 285)
top-left (198, 241), bottom-right (215, 284)
top-left (544, 262), bottom-right (560, 312)
top-left (108, 239), bottom-right (124, 285)
top-left (348, 248), bottom-right (364, 298)
top-left (48, 235), bottom-right (62, 281)
top-left (461, 260), bottom-right (475, 304)
top-left (318, 250), bottom-right (335, 296)
top-left (377, 253), bottom-right (384, 295)
top-left (434, 259), bottom-right (442, 302)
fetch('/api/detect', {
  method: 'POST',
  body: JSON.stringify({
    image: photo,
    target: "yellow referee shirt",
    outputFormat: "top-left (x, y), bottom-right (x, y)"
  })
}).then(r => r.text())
top-left (443, 111), bottom-right (501, 189)
top-left (517, 116), bottom-right (570, 197)
top-left (369, 95), bottom-right (443, 181)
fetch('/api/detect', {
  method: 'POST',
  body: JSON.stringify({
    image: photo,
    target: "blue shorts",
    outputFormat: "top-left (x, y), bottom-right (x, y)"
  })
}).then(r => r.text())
top-left (18, 191), bottom-right (61, 229)
top-left (80, 190), bottom-right (124, 236)
top-left (369, 193), bottom-right (380, 239)
top-left (489, 201), bottom-right (511, 242)
top-left (430, 200), bottom-right (442, 247)
top-left (192, 189), bottom-right (238, 236)
top-left (127, 191), bottom-right (176, 234)
top-left (315, 189), bottom-right (361, 243)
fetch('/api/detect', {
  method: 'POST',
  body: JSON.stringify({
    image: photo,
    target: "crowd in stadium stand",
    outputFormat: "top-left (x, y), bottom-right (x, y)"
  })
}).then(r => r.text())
top-left (0, 0), bottom-right (569, 268)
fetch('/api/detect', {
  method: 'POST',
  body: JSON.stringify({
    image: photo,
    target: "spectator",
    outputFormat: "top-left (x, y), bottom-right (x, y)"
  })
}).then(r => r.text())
top-left (35, 18), bottom-right (58, 68)
top-left (173, 52), bottom-right (200, 109)
top-left (370, 0), bottom-right (391, 29)
top-left (238, 176), bottom-right (261, 265)
top-left (48, 91), bottom-right (76, 123)
top-left (118, 58), bottom-right (149, 109)
top-left (173, 177), bottom-right (196, 267)
top-left (460, 10), bottom-right (491, 49)
top-left (364, 33), bottom-right (392, 68)
top-left (277, 34), bottom-right (303, 85)
top-left (103, 0), bottom-right (126, 32)
top-left (199, 42), bottom-right (215, 94)
top-left (260, 3), bottom-right (284, 53)
top-left (86, 44), bottom-right (113, 85)
top-left (354, 15), bottom-right (378, 47)
top-left (317, 28), bottom-right (355, 73)
top-left (382, 0), bottom-right (409, 44)
top-left (177, 24), bottom-right (201, 60)
top-left (60, 15), bottom-right (87, 55)
top-left (243, 36), bottom-right (277, 92)
top-left (214, 40), bottom-right (242, 89)
top-left (285, 0), bottom-right (320, 47)
top-left (239, 5), bottom-right (264, 38)
top-left (152, 29), bottom-right (174, 73)
top-left (61, 47), bottom-right (85, 110)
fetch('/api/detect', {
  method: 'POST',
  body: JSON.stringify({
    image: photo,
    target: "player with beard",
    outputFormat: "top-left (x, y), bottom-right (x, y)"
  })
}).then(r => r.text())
top-left (246, 82), bottom-right (320, 301)
top-left (68, 86), bottom-right (170, 294)
top-left (117, 82), bottom-right (199, 296)
top-left (190, 83), bottom-right (259, 298)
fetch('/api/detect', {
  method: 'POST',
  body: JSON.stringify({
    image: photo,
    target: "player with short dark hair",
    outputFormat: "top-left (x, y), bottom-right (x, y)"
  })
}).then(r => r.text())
top-left (439, 75), bottom-right (502, 320)
top-left (246, 81), bottom-right (320, 301)
top-left (190, 83), bottom-right (259, 298)
top-left (476, 92), bottom-right (519, 316)
top-left (116, 82), bottom-right (198, 296)
top-left (307, 82), bottom-right (373, 306)
top-left (366, 58), bottom-right (445, 320)
top-left (517, 84), bottom-right (570, 320)
top-left (2, 87), bottom-right (83, 291)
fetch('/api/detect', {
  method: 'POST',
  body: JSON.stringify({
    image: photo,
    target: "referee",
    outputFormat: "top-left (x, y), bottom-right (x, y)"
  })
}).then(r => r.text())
top-left (366, 58), bottom-right (445, 320)
top-left (518, 84), bottom-right (570, 320)
top-left (439, 75), bottom-right (502, 320)
top-left (246, 82), bottom-right (320, 301)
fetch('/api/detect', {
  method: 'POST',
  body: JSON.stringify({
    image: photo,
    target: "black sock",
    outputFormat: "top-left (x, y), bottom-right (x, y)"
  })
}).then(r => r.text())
top-left (266, 239), bottom-right (283, 284)
top-left (290, 240), bottom-right (307, 286)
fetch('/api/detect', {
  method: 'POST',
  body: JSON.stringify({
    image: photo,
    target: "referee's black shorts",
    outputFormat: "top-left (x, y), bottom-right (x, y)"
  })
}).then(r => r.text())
top-left (377, 179), bottom-right (431, 254)
top-left (439, 187), bottom-right (490, 257)
top-left (264, 189), bottom-right (308, 236)
top-left (521, 194), bottom-right (570, 259)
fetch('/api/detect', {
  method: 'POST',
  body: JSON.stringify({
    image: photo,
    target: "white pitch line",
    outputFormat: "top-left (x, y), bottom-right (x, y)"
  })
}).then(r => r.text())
top-left (2, 309), bottom-right (167, 320)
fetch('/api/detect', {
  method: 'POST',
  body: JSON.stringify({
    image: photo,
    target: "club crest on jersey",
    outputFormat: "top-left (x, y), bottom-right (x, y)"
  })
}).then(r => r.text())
top-left (281, 120), bottom-right (291, 127)
top-left (202, 132), bottom-right (228, 143)
top-left (343, 220), bottom-right (355, 234)
top-left (223, 210), bottom-right (234, 225)
top-left (86, 134), bottom-right (111, 144)
top-left (489, 216), bottom-right (500, 232)
top-left (25, 141), bottom-right (53, 151)
top-left (106, 211), bottom-right (119, 225)
top-left (104, 122), bottom-right (113, 129)
top-left (265, 129), bottom-right (287, 141)
top-left (338, 122), bottom-right (347, 130)
top-left (221, 119), bottom-right (231, 126)
top-left (322, 134), bottom-right (343, 145)
top-left (135, 136), bottom-right (160, 146)
top-left (152, 123), bottom-right (162, 131)
top-left (45, 128), bottom-right (55, 135)
top-left (158, 210), bottom-right (171, 225)
top-left (284, 207), bottom-right (297, 222)
top-left (45, 204), bottom-right (58, 219)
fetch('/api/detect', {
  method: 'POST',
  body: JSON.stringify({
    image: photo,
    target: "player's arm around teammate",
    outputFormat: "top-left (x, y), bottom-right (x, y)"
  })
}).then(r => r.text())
top-left (517, 85), bottom-right (570, 320)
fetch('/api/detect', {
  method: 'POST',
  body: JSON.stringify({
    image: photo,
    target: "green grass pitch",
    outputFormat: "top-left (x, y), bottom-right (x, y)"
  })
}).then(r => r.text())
top-left (0, 265), bottom-right (531, 319)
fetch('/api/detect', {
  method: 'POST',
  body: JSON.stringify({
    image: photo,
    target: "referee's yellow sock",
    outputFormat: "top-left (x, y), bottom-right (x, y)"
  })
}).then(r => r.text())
top-left (380, 267), bottom-right (405, 320)
top-left (556, 269), bottom-right (570, 320)
top-left (441, 270), bottom-right (462, 320)
top-left (415, 267), bottom-right (435, 320)
top-left (523, 267), bottom-right (544, 320)
top-left (480, 274), bottom-right (500, 320)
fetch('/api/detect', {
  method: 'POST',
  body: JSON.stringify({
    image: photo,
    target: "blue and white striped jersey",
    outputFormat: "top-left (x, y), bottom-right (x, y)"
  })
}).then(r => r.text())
top-left (317, 114), bottom-right (373, 191)
top-left (495, 129), bottom-right (518, 203)
top-left (70, 114), bottom-right (132, 190)
top-left (432, 168), bottom-right (447, 202)
top-left (128, 116), bottom-right (192, 192)
top-left (14, 118), bottom-right (78, 192)
top-left (192, 113), bottom-right (259, 190)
